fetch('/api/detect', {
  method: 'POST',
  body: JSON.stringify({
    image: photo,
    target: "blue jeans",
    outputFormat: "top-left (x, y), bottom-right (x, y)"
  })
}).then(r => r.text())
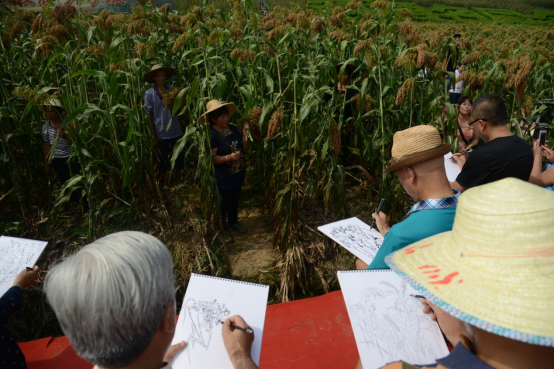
top-left (450, 92), bottom-right (461, 105)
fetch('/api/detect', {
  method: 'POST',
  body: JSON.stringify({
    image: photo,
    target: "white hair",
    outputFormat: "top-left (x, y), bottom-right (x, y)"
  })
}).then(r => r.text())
top-left (44, 231), bottom-right (174, 368)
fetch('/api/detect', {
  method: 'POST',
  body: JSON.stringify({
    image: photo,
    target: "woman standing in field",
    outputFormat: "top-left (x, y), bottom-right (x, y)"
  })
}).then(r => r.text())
top-left (454, 96), bottom-right (479, 153)
top-left (200, 100), bottom-right (250, 244)
top-left (42, 99), bottom-right (87, 210)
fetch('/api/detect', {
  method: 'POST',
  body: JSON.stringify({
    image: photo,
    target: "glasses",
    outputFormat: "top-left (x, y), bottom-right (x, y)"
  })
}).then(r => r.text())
top-left (469, 118), bottom-right (487, 126)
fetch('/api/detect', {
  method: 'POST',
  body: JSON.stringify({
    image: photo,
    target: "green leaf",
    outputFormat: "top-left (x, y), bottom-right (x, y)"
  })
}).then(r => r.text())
top-left (71, 70), bottom-right (107, 79)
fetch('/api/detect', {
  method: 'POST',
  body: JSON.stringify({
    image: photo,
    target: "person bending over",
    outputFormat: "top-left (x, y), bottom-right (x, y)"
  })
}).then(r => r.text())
top-left (1, 266), bottom-right (40, 369)
top-left (450, 94), bottom-right (533, 191)
top-left (356, 125), bottom-right (459, 270)
top-left (368, 178), bottom-right (554, 369)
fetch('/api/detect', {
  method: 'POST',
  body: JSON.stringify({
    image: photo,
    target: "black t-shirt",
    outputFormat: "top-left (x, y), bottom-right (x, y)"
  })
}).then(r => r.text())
top-left (210, 124), bottom-right (246, 190)
top-left (456, 135), bottom-right (533, 189)
top-left (446, 46), bottom-right (459, 72)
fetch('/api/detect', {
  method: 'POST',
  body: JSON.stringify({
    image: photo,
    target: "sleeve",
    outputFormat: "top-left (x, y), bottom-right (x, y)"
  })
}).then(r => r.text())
top-left (367, 231), bottom-right (400, 270)
top-left (144, 90), bottom-right (154, 114)
top-left (455, 150), bottom-right (489, 189)
top-left (42, 123), bottom-right (49, 142)
top-left (0, 286), bottom-right (23, 325)
top-left (210, 130), bottom-right (218, 151)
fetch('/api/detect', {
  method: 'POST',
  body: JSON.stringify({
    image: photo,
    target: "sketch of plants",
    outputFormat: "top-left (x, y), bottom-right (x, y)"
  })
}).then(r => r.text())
top-left (351, 280), bottom-right (442, 366)
top-left (0, 237), bottom-right (46, 294)
top-left (182, 298), bottom-right (231, 363)
top-left (329, 224), bottom-right (382, 259)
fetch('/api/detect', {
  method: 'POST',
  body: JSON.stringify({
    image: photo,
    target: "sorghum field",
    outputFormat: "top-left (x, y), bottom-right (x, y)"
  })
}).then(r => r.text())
top-left (1, 0), bottom-right (553, 340)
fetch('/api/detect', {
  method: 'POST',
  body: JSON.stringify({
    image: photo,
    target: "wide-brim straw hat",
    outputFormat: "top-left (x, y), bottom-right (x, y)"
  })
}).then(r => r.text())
top-left (143, 64), bottom-right (176, 83)
top-left (385, 125), bottom-right (450, 172)
top-left (198, 99), bottom-right (237, 125)
top-left (385, 178), bottom-right (554, 347)
top-left (42, 98), bottom-right (65, 110)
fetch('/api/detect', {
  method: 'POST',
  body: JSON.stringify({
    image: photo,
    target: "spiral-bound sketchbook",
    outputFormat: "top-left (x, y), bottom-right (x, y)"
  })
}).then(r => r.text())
top-left (318, 217), bottom-right (384, 265)
top-left (338, 270), bottom-right (449, 369)
top-left (0, 236), bottom-right (47, 297)
top-left (171, 273), bottom-right (269, 369)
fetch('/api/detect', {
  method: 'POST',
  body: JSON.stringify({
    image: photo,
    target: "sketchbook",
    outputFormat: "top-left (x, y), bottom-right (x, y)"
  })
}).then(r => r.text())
top-left (171, 273), bottom-right (269, 369)
top-left (0, 236), bottom-right (48, 297)
top-left (338, 270), bottom-right (449, 369)
top-left (444, 152), bottom-right (461, 182)
top-left (318, 217), bottom-right (384, 265)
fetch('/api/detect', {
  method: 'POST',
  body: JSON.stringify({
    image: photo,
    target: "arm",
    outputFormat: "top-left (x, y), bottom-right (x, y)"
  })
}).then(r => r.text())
top-left (1, 266), bottom-right (40, 325)
top-left (449, 180), bottom-right (466, 192)
top-left (529, 141), bottom-right (554, 187)
top-left (422, 299), bottom-right (468, 347)
top-left (212, 148), bottom-right (241, 165)
top-left (242, 123), bottom-right (250, 152)
top-left (222, 315), bottom-right (258, 369)
top-left (466, 134), bottom-right (479, 150)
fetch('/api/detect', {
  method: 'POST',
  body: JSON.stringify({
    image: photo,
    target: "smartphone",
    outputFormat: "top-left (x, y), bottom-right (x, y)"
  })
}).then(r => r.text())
top-left (539, 129), bottom-right (547, 146)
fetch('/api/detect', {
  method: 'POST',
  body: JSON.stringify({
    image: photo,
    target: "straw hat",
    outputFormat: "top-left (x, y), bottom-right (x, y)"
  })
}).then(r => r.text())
top-left (385, 125), bottom-right (450, 172)
top-left (143, 64), bottom-right (176, 83)
top-left (42, 98), bottom-right (65, 109)
top-left (386, 178), bottom-right (554, 347)
top-left (198, 99), bottom-right (237, 125)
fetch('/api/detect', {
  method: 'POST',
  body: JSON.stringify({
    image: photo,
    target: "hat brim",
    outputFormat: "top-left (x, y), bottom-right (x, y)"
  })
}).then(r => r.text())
top-left (385, 233), bottom-right (554, 347)
top-left (385, 144), bottom-right (451, 173)
top-left (198, 103), bottom-right (237, 125)
top-left (143, 67), bottom-right (177, 83)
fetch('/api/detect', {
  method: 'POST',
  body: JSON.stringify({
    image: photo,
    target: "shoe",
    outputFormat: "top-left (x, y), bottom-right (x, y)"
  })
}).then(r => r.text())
top-left (230, 223), bottom-right (247, 234)
top-left (222, 230), bottom-right (234, 244)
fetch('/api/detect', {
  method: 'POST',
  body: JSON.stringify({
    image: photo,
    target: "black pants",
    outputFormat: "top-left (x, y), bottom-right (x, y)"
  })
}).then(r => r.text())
top-left (51, 157), bottom-right (87, 208)
top-left (157, 135), bottom-right (185, 172)
top-left (218, 186), bottom-right (241, 229)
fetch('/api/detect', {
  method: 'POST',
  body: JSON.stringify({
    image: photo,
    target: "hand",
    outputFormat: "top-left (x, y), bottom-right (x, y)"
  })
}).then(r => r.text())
top-left (451, 153), bottom-right (467, 169)
top-left (421, 299), bottom-right (437, 321)
top-left (163, 340), bottom-right (186, 364)
top-left (229, 151), bottom-right (241, 162)
top-left (12, 266), bottom-right (39, 289)
top-left (55, 129), bottom-right (65, 138)
top-left (222, 315), bottom-right (257, 369)
top-left (371, 211), bottom-right (390, 236)
top-left (355, 258), bottom-right (368, 270)
top-left (533, 139), bottom-right (542, 158)
top-left (541, 145), bottom-right (554, 163)
top-left (423, 299), bottom-right (467, 347)
top-left (350, 96), bottom-right (357, 104)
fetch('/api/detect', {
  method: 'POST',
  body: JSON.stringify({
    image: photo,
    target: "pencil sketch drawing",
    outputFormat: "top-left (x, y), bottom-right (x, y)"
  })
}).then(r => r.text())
top-left (350, 280), bottom-right (442, 366)
top-left (329, 224), bottom-right (382, 259)
top-left (182, 298), bottom-right (231, 363)
top-left (0, 237), bottom-right (46, 292)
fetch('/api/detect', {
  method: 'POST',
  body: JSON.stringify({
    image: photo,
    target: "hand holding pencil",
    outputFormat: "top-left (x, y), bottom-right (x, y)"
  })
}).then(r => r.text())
top-left (222, 315), bottom-right (257, 369)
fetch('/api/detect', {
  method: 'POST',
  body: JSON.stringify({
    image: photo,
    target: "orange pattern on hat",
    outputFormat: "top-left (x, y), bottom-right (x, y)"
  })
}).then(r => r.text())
top-left (404, 243), bottom-right (433, 255)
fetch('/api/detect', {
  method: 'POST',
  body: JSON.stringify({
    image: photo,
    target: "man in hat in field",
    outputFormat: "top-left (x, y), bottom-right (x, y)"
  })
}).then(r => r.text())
top-left (356, 125), bottom-right (459, 270)
top-left (373, 178), bottom-right (554, 369)
top-left (144, 64), bottom-right (185, 188)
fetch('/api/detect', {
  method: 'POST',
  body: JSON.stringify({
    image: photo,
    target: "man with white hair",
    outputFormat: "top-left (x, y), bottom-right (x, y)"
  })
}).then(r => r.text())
top-left (44, 231), bottom-right (186, 368)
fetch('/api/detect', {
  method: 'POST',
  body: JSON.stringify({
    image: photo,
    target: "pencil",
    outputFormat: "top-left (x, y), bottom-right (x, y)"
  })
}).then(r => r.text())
top-left (220, 320), bottom-right (254, 334)
top-left (369, 198), bottom-right (385, 231)
top-left (410, 294), bottom-right (426, 299)
top-left (26, 267), bottom-right (34, 271)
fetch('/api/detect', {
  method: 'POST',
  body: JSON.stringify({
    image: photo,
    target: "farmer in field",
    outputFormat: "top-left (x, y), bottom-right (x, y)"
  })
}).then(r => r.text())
top-left (144, 64), bottom-right (185, 189)
top-left (201, 100), bottom-right (250, 244)
top-left (355, 125), bottom-right (459, 270)
top-left (42, 99), bottom-right (87, 211)
top-left (443, 33), bottom-right (461, 93)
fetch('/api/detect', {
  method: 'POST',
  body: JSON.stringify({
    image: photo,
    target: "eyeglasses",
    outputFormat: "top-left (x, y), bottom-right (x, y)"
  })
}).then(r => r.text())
top-left (469, 118), bottom-right (487, 126)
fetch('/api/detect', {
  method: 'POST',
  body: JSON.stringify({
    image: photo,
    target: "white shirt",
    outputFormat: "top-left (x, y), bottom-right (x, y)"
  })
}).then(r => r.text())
top-left (449, 69), bottom-right (463, 94)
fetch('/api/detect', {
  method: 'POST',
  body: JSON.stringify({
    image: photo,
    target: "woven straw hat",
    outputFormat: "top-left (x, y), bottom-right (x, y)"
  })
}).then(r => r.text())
top-left (42, 98), bottom-right (65, 109)
top-left (385, 125), bottom-right (450, 172)
top-left (198, 99), bottom-right (237, 125)
top-left (143, 64), bottom-right (176, 83)
top-left (386, 178), bottom-right (554, 347)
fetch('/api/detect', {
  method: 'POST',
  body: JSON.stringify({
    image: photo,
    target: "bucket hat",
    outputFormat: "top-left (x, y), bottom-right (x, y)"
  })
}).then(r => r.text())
top-left (143, 64), bottom-right (176, 83)
top-left (386, 178), bottom-right (554, 347)
top-left (199, 99), bottom-right (237, 125)
top-left (385, 125), bottom-right (450, 172)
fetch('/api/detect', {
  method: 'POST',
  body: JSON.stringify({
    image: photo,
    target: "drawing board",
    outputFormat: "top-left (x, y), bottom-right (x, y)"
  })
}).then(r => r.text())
top-left (0, 236), bottom-right (48, 297)
top-left (444, 152), bottom-right (461, 182)
top-left (318, 217), bottom-right (384, 265)
top-left (171, 273), bottom-right (269, 369)
top-left (338, 270), bottom-right (449, 368)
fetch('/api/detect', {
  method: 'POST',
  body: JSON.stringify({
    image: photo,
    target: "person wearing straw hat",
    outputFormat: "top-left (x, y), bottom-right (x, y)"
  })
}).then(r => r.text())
top-left (201, 99), bottom-right (249, 244)
top-left (144, 64), bottom-right (185, 189)
top-left (372, 178), bottom-right (554, 369)
top-left (42, 99), bottom-right (87, 210)
top-left (355, 125), bottom-right (460, 271)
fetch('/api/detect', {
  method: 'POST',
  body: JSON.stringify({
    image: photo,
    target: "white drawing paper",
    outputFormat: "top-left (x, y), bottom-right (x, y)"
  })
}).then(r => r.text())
top-left (318, 217), bottom-right (384, 265)
top-left (171, 273), bottom-right (269, 369)
top-left (0, 236), bottom-right (48, 297)
top-left (444, 152), bottom-right (461, 182)
top-left (338, 270), bottom-right (449, 369)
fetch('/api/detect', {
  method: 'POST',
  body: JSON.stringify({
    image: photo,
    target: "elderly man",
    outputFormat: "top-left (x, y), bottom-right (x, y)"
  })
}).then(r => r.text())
top-left (376, 178), bottom-right (554, 368)
top-left (356, 125), bottom-right (459, 270)
top-left (450, 94), bottom-right (533, 191)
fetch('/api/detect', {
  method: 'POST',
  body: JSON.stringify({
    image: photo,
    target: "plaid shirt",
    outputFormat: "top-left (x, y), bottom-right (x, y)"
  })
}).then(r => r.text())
top-left (407, 189), bottom-right (461, 216)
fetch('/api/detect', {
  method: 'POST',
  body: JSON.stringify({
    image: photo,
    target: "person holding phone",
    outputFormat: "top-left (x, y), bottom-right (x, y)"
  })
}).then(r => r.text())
top-left (529, 139), bottom-right (554, 189)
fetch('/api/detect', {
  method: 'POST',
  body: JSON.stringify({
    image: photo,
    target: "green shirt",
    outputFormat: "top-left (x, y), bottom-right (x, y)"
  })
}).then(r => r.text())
top-left (367, 208), bottom-right (457, 270)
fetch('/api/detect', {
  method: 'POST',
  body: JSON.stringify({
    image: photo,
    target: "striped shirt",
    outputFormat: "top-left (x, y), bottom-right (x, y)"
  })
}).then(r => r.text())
top-left (42, 121), bottom-right (72, 158)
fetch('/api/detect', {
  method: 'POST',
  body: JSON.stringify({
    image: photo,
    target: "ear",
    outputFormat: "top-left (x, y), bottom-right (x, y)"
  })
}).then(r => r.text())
top-left (405, 166), bottom-right (416, 183)
top-left (159, 299), bottom-right (176, 334)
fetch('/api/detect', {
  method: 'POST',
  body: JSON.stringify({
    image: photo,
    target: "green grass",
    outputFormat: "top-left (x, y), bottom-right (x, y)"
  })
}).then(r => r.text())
top-left (303, 0), bottom-right (554, 25)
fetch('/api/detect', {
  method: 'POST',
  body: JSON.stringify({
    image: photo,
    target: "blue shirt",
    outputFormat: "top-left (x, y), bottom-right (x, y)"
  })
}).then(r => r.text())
top-left (1, 286), bottom-right (26, 369)
top-left (210, 124), bottom-right (246, 190)
top-left (144, 86), bottom-right (183, 140)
